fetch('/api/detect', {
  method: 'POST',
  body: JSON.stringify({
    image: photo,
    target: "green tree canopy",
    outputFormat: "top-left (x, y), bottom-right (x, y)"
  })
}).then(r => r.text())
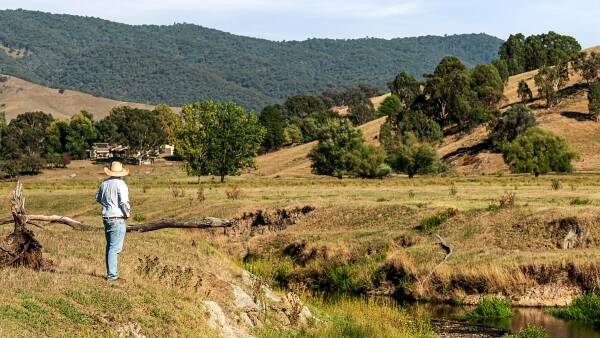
top-left (385, 132), bottom-right (442, 178)
top-left (499, 32), bottom-right (581, 75)
top-left (259, 105), bottom-right (286, 151)
top-left (380, 107), bottom-right (443, 145)
top-left (588, 81), bottom-right (600, 121)
top-left (502, 128), bottom-right (577, 176)
top-left (489, 104), bottom-right (536, 147)
top-left (378, 95), bottom-right (403, 117)
top-left (65, 111), bottom-right (97, 159)
top-left (349, 98), bottom-right (378, 126)
top-left (491, 59), bottom-right (510, 83)
top-left (573, 51), bottom-right (600, 85)
top-left (517, 80), bottom-right (533, 102)
top-left (283, 96), bottom-right (327, 119)
top-left (308, 118), bottom-right (364, 178)
top-left (471, 64), bottom-right (504, 108)
top-left (3, 111), bottom-right (54, 159)
top-left (388, 71), bottom-right (421, 106)
top-left (176, 101), bottom-right (265, 182)
top-left (153, 104), bottom-right (181, 145)
top-left (104, 106), bottom-right (166, 156)
top-left (534, 63), bottom-right (569, 108)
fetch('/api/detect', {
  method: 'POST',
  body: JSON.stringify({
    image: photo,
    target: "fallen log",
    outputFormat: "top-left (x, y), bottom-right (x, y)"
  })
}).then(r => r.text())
top-left (126, 217), bottom-right (235, 232)
top-left (0, 215), bottom-right (235, 232)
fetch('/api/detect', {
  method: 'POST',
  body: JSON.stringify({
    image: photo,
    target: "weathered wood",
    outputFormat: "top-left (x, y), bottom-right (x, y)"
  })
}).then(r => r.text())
top-left (434, 233), bottom-right (453, 261)
top-left (0, 181), bottom-right (50, 269)
top-left (125, 217), bottom-right (236, 232)
top-left (0, 215), bottom-right (236, 232)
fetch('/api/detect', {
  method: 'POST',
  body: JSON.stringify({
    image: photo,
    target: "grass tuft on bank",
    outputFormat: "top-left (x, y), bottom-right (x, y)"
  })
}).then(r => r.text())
top-left (461, 297), bottom-right (512, 320)
top-left (551, 293), bottom-right (600, 326)
top-left (255, 297), bottom-right (434, 338)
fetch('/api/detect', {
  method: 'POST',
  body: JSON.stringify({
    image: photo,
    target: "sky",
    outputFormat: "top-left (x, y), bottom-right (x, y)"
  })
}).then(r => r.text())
top-left (2, 0), bottom-right (599, 47)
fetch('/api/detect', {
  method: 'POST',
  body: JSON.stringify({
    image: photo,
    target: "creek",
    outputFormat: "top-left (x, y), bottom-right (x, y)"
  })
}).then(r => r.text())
top-left (410, 303), bottom-right (600, 338)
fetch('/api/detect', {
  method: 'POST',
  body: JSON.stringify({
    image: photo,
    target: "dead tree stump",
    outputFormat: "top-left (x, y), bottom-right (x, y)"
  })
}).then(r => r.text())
top-left (0, 181), bottom-right (51, 270)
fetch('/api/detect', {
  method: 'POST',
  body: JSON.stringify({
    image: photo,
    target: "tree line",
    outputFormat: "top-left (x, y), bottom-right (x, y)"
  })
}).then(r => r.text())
top-left (305, 31), bottom-right (590, 178)
top-left (1, 30), bottom-right (595, 180)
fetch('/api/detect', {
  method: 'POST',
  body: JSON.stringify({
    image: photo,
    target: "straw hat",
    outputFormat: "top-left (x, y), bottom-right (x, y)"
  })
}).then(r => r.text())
top-left (104, 161), bottom-right (129, 177)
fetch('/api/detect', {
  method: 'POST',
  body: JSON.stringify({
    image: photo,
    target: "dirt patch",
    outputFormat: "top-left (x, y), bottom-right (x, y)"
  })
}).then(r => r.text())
top-left (232, 206), bottom-right (315, 236)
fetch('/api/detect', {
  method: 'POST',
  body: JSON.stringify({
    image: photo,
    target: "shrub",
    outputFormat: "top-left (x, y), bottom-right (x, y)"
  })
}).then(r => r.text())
top-left (502, 128), bottom-right (578, 176)
top-left (551, 293), bottom-right (600, 326)
top-left (510, 325), bottom-right (548, 338)
top-left (517, 80), bottom-right (533, 102)
top-left (353, 145), bottom-right (387, 178)
top-left (550, 179), bottom-right (561, 190)
top-left (308, 119), bottom-right (363, 177)
top-left (461, 297), bottom-right (512, 320)
top-left (375, 163), bottom-right (392, 178)
top-left (499, 191), bottom-right (516, 208)
top-left (489, 104), bottom-right (536, 147)
top-left (385, 133), bottom-right (443, 178)
top-left (417, 209), bottom-right (457, 233)
top-left (570, 198), bottom-right (591, 206)
top-left (132, 214), bottom-right (146, 222)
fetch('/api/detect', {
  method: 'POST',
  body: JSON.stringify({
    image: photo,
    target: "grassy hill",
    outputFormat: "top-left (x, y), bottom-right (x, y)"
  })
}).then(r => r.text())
top-left (0, 9), bottom-right (503, 110)
top-left (0, 75), bottom-right (159, 120)
top-left (256, 46), bottom-right (600, 176)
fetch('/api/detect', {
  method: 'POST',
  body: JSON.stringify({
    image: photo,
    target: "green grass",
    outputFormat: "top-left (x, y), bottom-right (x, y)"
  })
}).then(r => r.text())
top-left (551, 293), bottom-right (600, 326)
top-left (461, 297), bottom-right (512, 320)
top-left (417, 210), bottom-right (450, 233)
top-left (505, 325), bottom-right (548, 338)
top-left (255, 297), bottom-right (434, 338)
top-left (570, 197), bottom-right (591, 205)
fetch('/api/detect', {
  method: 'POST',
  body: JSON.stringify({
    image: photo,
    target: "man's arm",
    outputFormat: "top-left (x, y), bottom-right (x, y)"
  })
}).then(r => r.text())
top-left (118, 181), bottom-right (131, 219)
top-left (95, 183), bottom-right (102, 204)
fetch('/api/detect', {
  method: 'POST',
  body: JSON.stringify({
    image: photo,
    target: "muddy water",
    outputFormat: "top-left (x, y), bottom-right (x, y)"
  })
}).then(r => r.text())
top-left (411, 303), bottom-right (600, 338)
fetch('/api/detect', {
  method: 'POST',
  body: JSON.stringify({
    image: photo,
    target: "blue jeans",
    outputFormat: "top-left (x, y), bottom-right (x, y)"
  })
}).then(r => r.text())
top-left (103, 218), bottom-right (126, 279)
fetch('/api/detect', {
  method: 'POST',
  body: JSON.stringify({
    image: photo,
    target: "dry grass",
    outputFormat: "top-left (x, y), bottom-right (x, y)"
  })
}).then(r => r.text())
top-left (0, 75), bottom-right (176, 121)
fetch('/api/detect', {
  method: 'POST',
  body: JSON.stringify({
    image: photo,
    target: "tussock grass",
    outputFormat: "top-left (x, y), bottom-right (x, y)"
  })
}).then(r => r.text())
top-left (505, 325), bottom-right (548, 338)
top-left (460, 297), bottom-right (512, 320)
top-left (256, 297), bottom-right (434, 338)
top-left (551, 293), bottom-right (600, 326)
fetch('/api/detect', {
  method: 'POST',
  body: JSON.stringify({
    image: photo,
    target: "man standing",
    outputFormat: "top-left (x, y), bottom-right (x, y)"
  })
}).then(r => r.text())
top-left (96, 161), bottom-right (130, 282)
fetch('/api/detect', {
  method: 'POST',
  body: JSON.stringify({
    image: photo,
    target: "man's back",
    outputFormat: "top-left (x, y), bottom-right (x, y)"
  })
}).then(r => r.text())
top-left (96, 177), bottom-right (130, 218)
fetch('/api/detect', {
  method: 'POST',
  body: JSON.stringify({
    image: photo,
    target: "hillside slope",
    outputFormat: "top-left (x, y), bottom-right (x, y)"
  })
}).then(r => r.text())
top-left (0, 9), bottom-right (503, 110)
top-left (257, 47), bottom-right (600, 176)
top-left (0, 75), bottom-right (157, 120)
top-left (256, 94), bottom-right (389, 177)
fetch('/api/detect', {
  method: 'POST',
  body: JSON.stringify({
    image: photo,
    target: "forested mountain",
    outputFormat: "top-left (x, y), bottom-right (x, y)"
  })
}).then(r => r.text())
top-left (0, 9), bottom-right (503, 109)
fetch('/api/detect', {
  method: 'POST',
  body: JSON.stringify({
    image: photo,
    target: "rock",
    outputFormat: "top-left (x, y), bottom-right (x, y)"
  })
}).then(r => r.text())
top-left (203, 300), bottom-right (256, 338)
top-left (115, 322), bottom-right (146, 338)
top-left (69, 173), bottom-right (77, 178)
top-left (261, 285), bottom-right (282, 303)
top-left (232, 285), bottom-right (259, 312)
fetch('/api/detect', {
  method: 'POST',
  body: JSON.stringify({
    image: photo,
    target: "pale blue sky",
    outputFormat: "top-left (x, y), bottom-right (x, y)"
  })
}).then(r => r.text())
top-left (3, 0), bottom-right (598, 47)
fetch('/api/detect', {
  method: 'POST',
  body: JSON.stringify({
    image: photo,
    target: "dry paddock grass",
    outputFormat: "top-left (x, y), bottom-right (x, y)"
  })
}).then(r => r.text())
top-left (3, 161), bottom-right (600, 315)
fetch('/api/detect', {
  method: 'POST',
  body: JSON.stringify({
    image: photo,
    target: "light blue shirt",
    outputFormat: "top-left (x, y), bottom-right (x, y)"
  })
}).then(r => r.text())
top-left (96, 177), bottom-right (131, 218)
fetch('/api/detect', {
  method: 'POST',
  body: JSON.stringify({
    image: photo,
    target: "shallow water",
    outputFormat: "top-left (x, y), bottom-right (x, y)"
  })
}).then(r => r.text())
top-left (411, 303), bottom-right (600, 338)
